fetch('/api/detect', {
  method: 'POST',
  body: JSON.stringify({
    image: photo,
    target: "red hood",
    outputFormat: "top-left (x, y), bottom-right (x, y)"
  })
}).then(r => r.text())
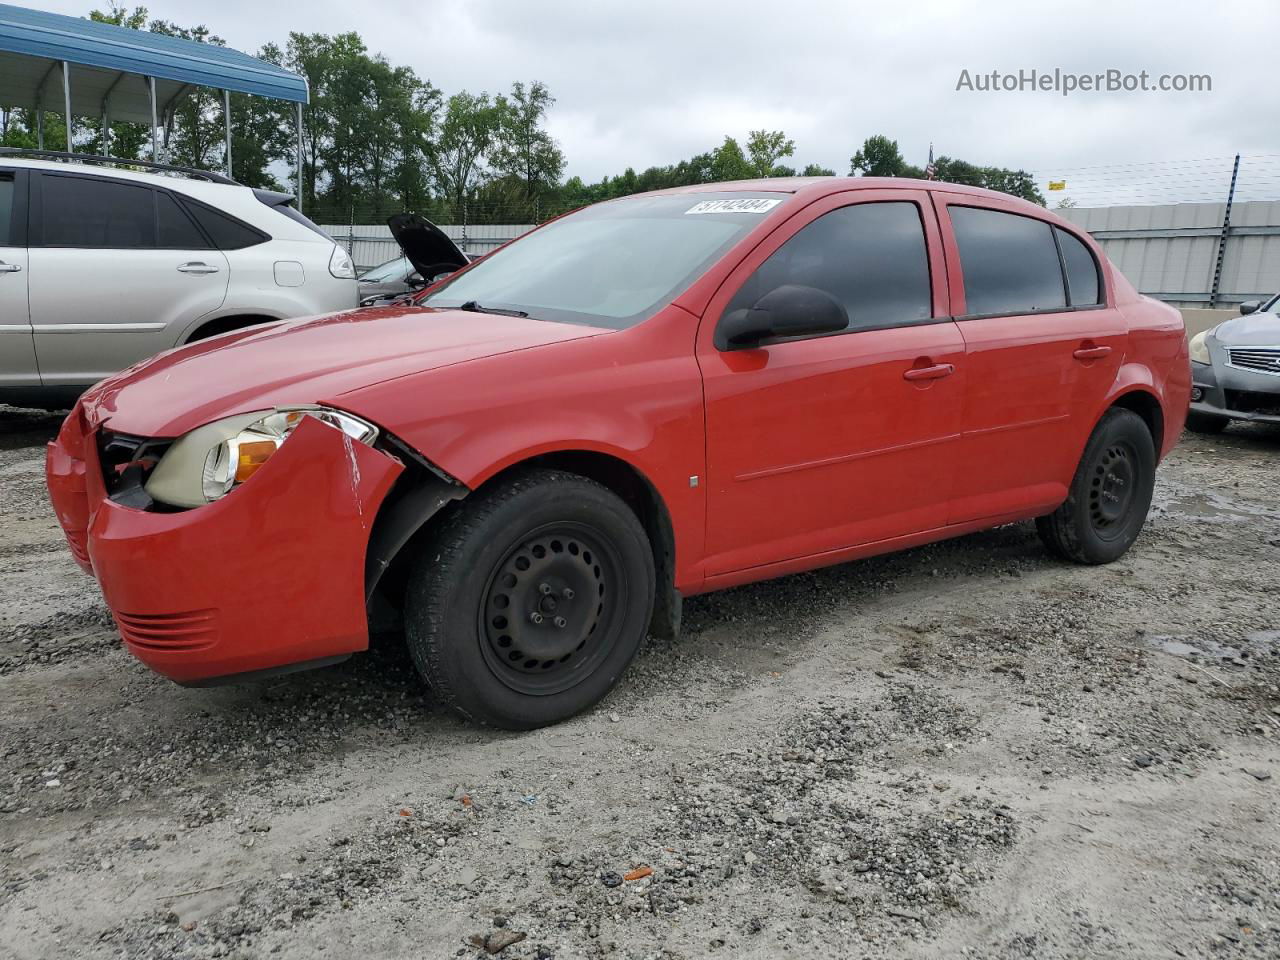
top-left (81, 306), bottom-right (608, 437)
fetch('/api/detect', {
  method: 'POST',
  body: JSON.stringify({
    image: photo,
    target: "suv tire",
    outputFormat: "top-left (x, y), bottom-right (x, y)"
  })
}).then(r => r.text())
top-left (1036, 407), bottom-right (1156, 565)
top-left (404, 468), bottom-right (655, 729)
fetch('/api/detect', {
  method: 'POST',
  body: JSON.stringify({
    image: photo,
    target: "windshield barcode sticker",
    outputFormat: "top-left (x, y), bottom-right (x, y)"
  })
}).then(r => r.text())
top-left (685, 198), bottom-right (782, 215)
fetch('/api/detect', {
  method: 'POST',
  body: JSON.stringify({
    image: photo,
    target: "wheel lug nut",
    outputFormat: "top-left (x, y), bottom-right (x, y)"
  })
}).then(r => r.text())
top-left (539, 582), bottom-right (552, 595)
top-left (562, 587), bottom-right (575, 600)
top-left (553, 616), bottom-right (567, 629)
top-left (529, 612), bottom-right (544, 624)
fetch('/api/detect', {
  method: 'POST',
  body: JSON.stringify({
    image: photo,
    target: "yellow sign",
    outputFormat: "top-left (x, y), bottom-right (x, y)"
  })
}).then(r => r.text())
top-left (1048, 180), bottom-right (1066, 191)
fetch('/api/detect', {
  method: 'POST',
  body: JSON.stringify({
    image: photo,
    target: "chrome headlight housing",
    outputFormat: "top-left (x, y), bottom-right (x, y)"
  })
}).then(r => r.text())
top-left (1189, 329), bottom-right (1213, 365)
top-left (145, 406), bottom-right (378, 508)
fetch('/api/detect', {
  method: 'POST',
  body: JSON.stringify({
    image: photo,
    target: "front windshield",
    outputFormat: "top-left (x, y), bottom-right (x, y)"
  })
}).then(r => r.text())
top-left (360, 257), bottom-right (409, 283)
top-left (420, 192), bottom-right (789, 329)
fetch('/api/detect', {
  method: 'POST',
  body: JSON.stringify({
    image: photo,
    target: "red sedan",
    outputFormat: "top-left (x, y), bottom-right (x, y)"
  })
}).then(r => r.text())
top-left (46, 178), bottom-right (1191, 729)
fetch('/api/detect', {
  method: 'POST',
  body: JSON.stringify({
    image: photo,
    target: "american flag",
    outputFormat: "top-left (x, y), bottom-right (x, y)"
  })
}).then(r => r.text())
top-left (925, 143), bottom-right (936, 180)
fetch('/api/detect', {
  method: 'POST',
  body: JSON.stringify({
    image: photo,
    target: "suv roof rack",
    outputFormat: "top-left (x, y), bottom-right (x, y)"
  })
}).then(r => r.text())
top-left (0, 149), bottom-right (239, 185)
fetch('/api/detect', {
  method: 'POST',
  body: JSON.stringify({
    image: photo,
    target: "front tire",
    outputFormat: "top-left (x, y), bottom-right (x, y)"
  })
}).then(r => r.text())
top-left (1036, 408), bottom-right (1156, 565)
top-left (404, 469), bottom-right (655, 730)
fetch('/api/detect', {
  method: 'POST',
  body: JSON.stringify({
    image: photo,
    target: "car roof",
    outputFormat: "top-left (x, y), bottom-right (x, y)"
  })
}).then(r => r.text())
top-left (634, 176), bottom-right (1050, 216)
top-left (0, 155), bottom-right (237, 191)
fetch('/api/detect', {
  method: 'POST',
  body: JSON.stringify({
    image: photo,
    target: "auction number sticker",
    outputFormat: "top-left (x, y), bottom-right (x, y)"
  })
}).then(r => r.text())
top-left (685, 198), bottom-right (782, 215)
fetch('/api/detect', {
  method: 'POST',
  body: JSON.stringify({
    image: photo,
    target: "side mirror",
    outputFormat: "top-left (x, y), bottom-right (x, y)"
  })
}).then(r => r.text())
top-left (717, 284), bottom-right (849, 350)
top-left (1239, 299), bottom-right (1260, 315)
top-left (407, 272), bottom-right (425, 288)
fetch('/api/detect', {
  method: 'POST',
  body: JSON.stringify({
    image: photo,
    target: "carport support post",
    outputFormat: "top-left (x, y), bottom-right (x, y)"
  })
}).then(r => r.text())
top-left (61, 61), bottom-right (71, 151)
top-left (223, 89), bottom-right (232, 178)
top-left (149, 76), bottom-right (159, 162)
top-left (295, 101), bottom-right (304, 213)
top-left (35, 108), bottom-right (43, 149)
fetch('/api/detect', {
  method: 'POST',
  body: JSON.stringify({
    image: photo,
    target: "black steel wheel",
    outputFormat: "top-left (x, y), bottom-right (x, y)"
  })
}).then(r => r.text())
top-left (480, 524), bottom-right (622, 696)
top-left (1037, 407), bottom-right (1156, 564)
top-left (1087, 441), bottom-right (1138, 541)
top-left (404, 468), bottom-right (654, 729)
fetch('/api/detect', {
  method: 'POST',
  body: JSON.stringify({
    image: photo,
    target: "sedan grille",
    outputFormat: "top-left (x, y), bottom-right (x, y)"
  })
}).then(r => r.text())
top-left (115, 610), bottom-right (219, 653)
top-left (1226, 346), bottom-right (1280, 377)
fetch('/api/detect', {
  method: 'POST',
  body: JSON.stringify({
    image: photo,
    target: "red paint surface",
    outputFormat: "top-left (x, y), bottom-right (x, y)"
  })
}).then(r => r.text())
top-left (46, 178), bottom-right (1190, 684)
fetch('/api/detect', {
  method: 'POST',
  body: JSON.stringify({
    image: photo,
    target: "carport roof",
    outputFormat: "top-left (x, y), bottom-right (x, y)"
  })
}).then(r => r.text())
top-left (0, 2), bottom-right (307, 124)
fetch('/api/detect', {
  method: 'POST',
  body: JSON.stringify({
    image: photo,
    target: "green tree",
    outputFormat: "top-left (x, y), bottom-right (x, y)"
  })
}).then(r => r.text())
top-left (801, 163), bottom-right (836, 176)
top-left (710, 137), bottom-right (753, 182)
top-left (432, 91), bottom-right (503, 214)
top-left (746, 129), bottom-right (795, 177)
top-left (849, 134), bottom-right (910, 176)
top-left (491, 81), bottom-right (564, 204)
top-left (850, 135), bottom-right (1044, 203)
top-left (227, 43), bottom-right (293, 190)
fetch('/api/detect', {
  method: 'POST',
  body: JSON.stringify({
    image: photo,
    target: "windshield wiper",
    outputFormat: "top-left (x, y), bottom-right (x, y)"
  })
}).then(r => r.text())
top-left (458, 300), bottom-right (529, 318)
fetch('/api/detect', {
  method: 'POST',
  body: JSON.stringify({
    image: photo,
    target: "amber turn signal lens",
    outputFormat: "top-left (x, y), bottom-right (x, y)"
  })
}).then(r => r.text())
top-left (234, 440), bottom-right (278, 483)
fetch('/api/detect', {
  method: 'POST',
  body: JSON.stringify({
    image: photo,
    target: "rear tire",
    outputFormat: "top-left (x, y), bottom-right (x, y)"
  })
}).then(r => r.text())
top-left (1185, 410), bottom-right (1229, 435)
top-left (404, 469), bottom-right (655, 730)
top-left (1036, 408), bottom-right (1156, 565)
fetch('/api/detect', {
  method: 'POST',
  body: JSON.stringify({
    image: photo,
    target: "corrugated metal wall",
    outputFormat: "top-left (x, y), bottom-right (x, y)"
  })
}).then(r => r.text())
top-left (1060, 200), bottom-right (1280, 307)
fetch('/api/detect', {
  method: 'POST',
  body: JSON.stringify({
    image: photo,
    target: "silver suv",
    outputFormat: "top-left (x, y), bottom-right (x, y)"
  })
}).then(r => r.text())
top-left (0, 151), bottom-right (358, 407)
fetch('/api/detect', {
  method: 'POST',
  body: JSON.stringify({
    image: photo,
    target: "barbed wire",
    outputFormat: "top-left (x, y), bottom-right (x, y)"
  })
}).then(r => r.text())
top-left (1034, 154), bottom-right (1280, 208)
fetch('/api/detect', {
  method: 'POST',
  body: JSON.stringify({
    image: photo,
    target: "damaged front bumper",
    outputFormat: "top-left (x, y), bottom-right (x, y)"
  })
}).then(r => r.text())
top-left (46, 405), bottom-right (403, 684)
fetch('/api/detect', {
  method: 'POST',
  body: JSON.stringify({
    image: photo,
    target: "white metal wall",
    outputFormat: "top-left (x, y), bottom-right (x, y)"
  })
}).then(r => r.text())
top-left (1060, 199), bottom-right (1280, 307)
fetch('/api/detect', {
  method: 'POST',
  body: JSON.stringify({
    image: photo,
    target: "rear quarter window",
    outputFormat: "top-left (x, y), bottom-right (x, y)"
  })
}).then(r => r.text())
top-left (178, 197), bottom-right (268, 250)
top-left (1055, 226), bottom-right (1102, 306)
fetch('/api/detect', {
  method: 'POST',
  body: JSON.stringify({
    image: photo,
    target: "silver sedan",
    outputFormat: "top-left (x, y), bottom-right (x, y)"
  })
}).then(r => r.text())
top-left (1188, 297), bottom-right (1280, 432)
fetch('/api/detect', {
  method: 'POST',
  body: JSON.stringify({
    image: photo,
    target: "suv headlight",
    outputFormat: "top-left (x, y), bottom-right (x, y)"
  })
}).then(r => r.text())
top-left (1189, 329), bottom-right (1212, 365)
top-left (329, 244), bottom-right (356, 279)
top-left (145, 406), bottom-right (377, 508)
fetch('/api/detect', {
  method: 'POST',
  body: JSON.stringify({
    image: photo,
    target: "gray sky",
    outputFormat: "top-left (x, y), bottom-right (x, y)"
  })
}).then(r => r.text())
top-left (36, 0), bottom-right (1280, 201)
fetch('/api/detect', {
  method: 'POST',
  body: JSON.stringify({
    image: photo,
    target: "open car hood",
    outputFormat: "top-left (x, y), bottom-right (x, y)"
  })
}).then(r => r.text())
top-left (388, 213), bottom-right (469, 279)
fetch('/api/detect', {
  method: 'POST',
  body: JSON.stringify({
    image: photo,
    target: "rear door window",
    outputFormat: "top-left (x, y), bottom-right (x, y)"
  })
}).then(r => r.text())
top-left (728, 201), bottom-right (933, 334)
top-left (950, 206), bottom-right (1066, 316)
top-left (40, 174), bottom-right (156, 248)
top-left (1055, 227), bottom-right (1101, 306)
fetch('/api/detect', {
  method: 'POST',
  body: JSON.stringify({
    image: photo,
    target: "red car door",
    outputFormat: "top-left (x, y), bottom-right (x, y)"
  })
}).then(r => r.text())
top-left (933, 196), bottom-right (1126, 525)
top-left (696, 189), bottom-right (965, 580)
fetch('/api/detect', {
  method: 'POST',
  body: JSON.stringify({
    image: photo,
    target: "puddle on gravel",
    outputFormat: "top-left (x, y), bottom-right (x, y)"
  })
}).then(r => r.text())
top-left (1148, 631), bottom-right (1279, 662)
top-left (1157, 489), bottom-right (1278, 523)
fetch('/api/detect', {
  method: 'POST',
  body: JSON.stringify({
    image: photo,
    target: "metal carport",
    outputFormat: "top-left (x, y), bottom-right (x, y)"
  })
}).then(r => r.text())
top-left (0, 2), bottom-right (308, 205)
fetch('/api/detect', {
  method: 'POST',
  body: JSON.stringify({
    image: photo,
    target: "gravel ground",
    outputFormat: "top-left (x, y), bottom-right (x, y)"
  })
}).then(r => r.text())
top-left (0, 404), bottom-right (1277, 960)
